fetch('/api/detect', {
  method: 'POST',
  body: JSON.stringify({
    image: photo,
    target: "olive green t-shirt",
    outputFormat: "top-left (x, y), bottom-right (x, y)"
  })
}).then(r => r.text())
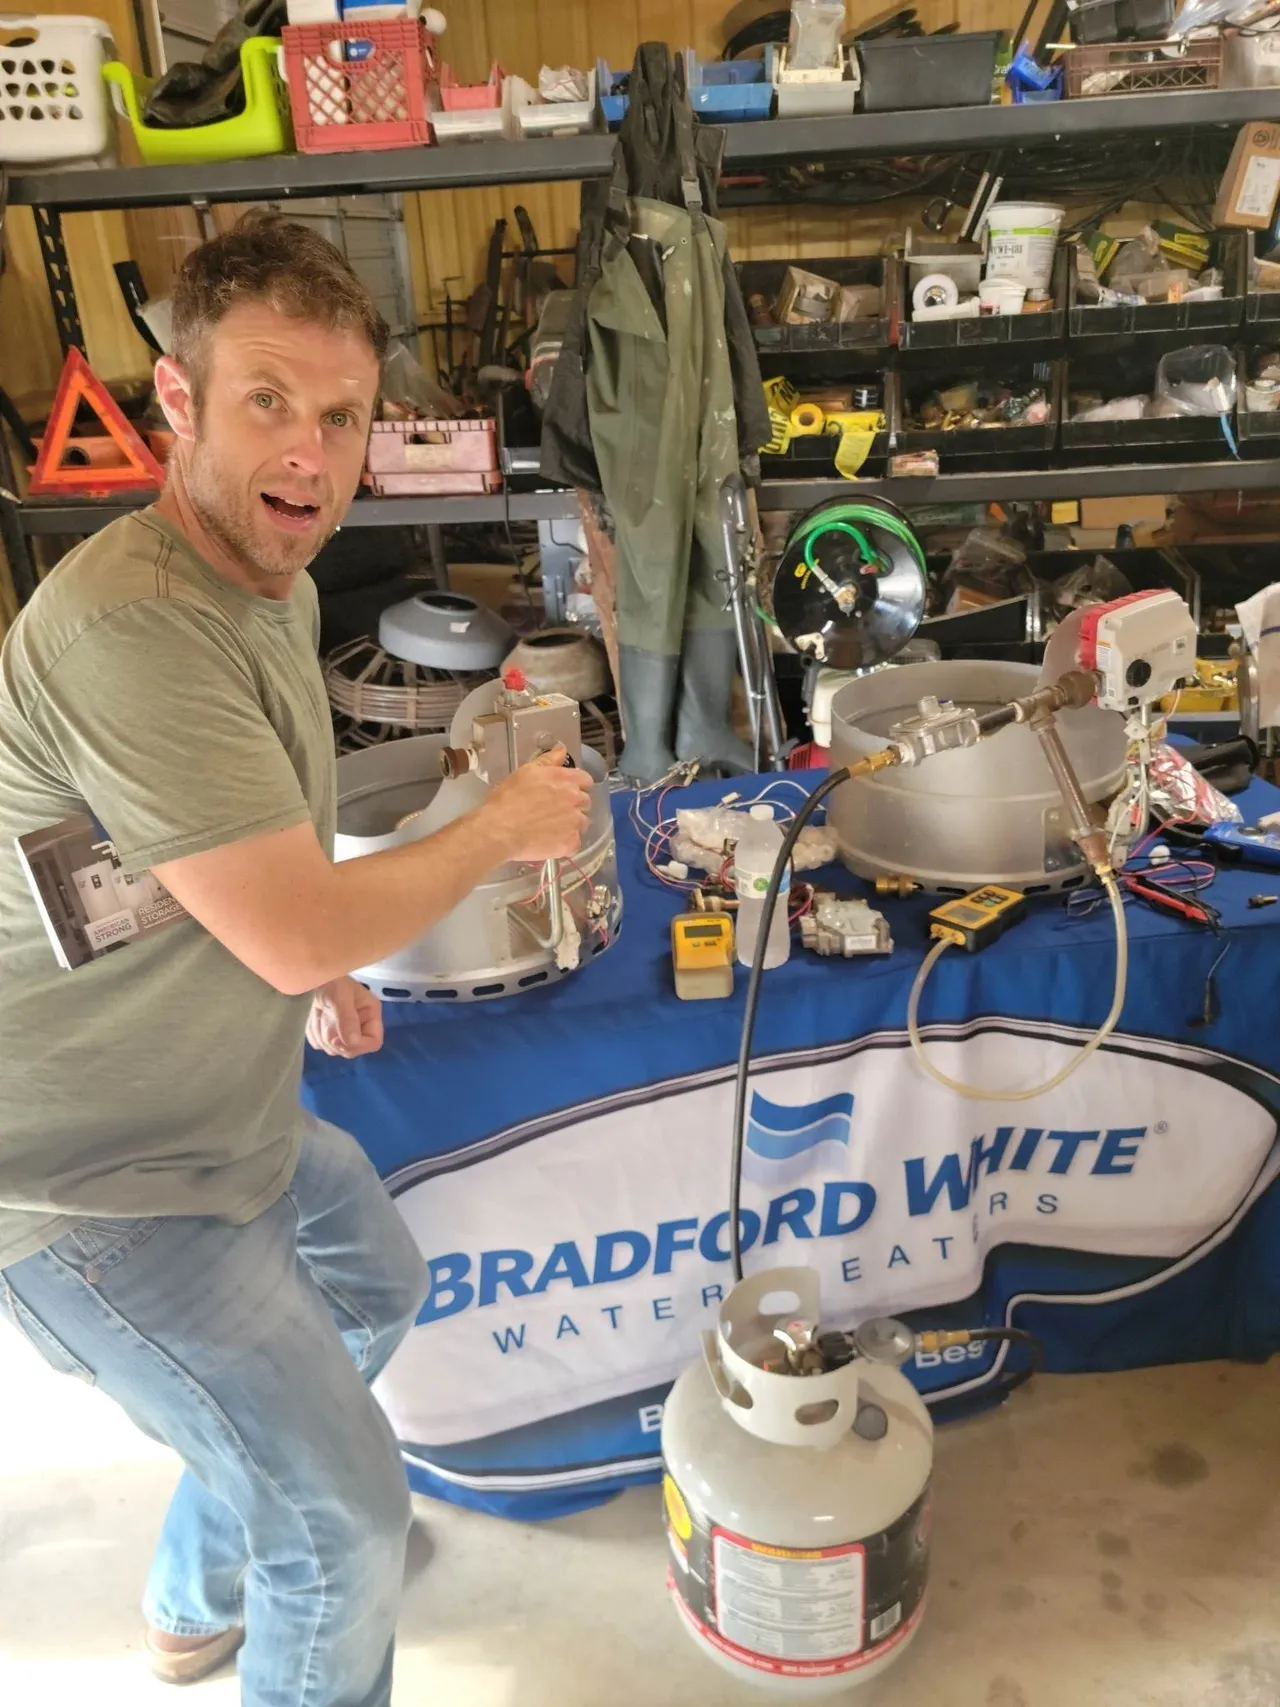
top-left (0, 509), bottom-right (337, 1269)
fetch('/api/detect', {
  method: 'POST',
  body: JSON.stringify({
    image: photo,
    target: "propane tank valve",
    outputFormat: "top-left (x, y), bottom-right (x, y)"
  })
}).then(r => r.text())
top-left (772, 1318), bottom-right (827, 1376)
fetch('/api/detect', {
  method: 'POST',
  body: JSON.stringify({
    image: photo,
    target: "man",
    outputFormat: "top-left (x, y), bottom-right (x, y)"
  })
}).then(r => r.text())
top-left (0, 212), bottom-right (592, 1707)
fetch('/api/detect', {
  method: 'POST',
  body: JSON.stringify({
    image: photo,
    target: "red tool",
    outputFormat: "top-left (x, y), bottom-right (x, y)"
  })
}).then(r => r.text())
top-left (28, 347), bottom-right (166, 498)
top-left (1122, 872), bottom-right (1219, 929)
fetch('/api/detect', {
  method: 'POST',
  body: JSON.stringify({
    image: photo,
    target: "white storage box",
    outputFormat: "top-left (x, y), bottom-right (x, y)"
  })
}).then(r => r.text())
top-left (0, 13), bottom-right (114, 164)
top-left (1224, 28), bottom-right (1280, 90)
top-left (768, 42), bottom-right (859, 119)
top-left (510, 68), bottom-right (596, 138)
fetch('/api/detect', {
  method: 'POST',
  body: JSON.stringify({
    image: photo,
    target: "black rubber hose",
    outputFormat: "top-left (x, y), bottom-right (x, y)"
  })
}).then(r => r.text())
top-left (966, 1326), bottom-right (1043, 1378)
top-left (925, 1327), bottom-right (1045, 1423)
top-left (729, 767), bottom-right (851, 1282)
top-left (723, 10), bottom-right (790, 59)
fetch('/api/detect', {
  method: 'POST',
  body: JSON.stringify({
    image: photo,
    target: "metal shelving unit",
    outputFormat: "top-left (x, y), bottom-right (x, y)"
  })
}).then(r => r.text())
top-left (752, 458), bottom-right (1280, 507)
top-left (20, 457), bottom-right (1280, 538)
top-left (17, 489), bottom-right (582, 534)
top-left (11, 88), bottom-right (1280, 209)
top-left (9, 87), bottom-right (1280, 601)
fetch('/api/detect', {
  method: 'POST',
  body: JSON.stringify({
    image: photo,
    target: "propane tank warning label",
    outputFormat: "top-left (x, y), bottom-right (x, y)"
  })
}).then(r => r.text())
top-left (712, 1535), bottom-right (866, 1662)
top-left (665, 1476), bottom-right (930, 1679)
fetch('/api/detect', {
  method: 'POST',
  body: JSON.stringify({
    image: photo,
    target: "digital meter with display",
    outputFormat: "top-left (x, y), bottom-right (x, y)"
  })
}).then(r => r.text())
top-left (672, 912), bottom-right (736, 1001)
top-left (928, 886), bottom-right (1027, 953)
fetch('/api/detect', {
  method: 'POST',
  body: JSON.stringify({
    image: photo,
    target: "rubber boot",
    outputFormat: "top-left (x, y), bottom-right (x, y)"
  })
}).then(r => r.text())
top-left (617, 644), bottom-right (680, 784)
top-left (675, 624), bottom-right (756, 775)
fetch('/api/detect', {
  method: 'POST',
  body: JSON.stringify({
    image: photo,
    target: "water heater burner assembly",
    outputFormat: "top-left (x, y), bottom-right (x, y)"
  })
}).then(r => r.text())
top-left (335, 673), bottom-right (622, 1002)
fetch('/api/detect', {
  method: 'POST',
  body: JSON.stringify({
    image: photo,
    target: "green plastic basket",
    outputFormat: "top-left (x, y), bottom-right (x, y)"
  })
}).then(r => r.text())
top-left (104, 35), bottom-right (292, 165)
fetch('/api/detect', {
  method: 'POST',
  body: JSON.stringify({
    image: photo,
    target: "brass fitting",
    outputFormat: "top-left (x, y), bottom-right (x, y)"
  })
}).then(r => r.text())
top-left (876, 874), bottom-right (920, 898)
top-left (848, 747), bottom-right (904, 779)
top-left (915, 1329), bottom-right (973, 1355)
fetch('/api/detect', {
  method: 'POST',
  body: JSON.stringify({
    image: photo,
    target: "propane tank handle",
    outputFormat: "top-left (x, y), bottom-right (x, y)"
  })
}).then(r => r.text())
top-left (702, 1329), bottom-right (734, 1401)
top-left (713, 1268), bottom-right (862, 1451)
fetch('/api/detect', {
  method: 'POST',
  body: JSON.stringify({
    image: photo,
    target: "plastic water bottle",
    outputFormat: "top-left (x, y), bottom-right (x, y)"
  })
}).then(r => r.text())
top-left (734, 805), bottom-right (792, 970)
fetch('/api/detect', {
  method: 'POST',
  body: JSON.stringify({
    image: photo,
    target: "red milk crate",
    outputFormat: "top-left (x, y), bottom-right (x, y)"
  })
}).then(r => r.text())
top-left (282, 18), bottom-right (437, 154)
top-left (365, 418), bottom-right (501, 497)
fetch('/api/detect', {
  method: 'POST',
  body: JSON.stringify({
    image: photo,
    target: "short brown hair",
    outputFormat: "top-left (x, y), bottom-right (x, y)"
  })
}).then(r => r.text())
top-left (170, 209), bottom-right (389, 392)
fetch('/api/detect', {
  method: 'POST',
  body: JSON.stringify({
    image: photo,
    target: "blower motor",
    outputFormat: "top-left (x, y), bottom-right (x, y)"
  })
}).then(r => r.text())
top-left (662, 1268), bottom-right (933, 1695)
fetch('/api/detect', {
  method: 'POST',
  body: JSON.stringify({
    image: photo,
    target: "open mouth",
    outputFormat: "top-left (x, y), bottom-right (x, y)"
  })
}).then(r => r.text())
top-left (261, 492), bottom-right (321, 529)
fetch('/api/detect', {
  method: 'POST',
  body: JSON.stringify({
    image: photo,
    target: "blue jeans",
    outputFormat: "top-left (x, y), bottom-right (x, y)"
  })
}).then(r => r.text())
top-left (0, 1115), bottom-right (428, 1707)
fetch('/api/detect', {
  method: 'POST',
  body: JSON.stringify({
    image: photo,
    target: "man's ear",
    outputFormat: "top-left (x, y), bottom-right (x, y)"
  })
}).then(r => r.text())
top-left (153, 355), bottom-right (197, 442)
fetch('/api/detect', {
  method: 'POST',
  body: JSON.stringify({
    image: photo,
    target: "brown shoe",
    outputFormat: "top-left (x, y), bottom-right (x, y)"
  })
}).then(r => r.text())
top-left (145, 1624), bottom-right (245, 1686)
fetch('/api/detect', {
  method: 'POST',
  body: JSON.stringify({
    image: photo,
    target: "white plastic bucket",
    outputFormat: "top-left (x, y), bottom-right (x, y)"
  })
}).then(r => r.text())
top-left (982, 202), bottom-right (1064, 292)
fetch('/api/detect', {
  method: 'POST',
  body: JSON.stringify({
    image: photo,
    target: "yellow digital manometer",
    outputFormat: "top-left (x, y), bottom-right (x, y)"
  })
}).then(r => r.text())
top-left (672, 912), bottom-right (736, 1001)
top-left (928, 885), bottom-right (1027, 953)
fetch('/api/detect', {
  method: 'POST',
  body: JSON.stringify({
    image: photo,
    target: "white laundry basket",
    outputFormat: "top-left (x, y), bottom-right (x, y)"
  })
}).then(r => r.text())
top-left (0, 14), bottom-right (114, 165)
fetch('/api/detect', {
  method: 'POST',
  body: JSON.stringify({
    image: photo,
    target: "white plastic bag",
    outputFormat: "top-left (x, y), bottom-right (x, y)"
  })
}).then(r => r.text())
top-left (1155, 344), bottom-right (1237, 418)
top-left (789, 0), bottom-right (848, 69)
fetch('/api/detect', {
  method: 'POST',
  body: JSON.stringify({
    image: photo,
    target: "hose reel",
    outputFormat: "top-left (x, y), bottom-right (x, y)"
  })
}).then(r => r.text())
top-left (769, 496), bottom-right (929, 672)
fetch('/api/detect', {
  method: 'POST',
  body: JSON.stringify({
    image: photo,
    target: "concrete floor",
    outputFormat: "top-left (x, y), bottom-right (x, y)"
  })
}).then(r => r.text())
top-left (3, 1323), bottom-right (1280, 1707)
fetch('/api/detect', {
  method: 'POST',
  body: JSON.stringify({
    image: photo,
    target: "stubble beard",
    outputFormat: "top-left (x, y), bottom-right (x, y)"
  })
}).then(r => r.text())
top-left (184, 438), bottom-right (336, 582)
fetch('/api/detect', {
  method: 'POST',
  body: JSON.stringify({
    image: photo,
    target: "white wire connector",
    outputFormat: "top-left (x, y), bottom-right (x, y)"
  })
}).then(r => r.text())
top-left (661, 860), bottom-right (690, 881)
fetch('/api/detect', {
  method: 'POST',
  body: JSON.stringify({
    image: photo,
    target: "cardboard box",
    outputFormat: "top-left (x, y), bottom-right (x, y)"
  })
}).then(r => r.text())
top-left (1079, 494), bottom-right (1168, 532)
top-left (831, 282), bottom-right (883, 323)
top-left (1214, 122), bottom-right (1280, 230)
top-left (775, 266), bottom-right (839, 325)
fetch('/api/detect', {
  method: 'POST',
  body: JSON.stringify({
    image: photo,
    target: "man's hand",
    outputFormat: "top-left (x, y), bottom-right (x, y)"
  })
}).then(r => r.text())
top-left (307, 976), bottom-right (384, 1059)
top-left (152, 749), bottom-right (596, 998)
top-left (479, 745), bottom-right (594, 863)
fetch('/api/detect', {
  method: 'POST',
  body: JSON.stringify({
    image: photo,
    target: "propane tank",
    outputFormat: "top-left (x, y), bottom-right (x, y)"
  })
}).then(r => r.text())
top-left (662, 1268), bottom-right (933, 1695)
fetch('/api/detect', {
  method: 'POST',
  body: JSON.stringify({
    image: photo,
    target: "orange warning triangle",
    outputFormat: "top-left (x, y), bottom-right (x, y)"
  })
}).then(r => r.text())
top-left (28, 347), bottom-right (166, 497)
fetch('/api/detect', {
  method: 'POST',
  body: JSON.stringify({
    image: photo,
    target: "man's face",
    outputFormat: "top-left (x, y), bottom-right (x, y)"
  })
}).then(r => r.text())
top-left (178, 300), bottom-right (380, 585)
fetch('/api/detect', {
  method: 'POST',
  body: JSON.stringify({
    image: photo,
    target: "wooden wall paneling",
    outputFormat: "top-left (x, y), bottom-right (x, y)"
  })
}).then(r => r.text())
top-left (0, 0), bottom-right (160, 408)
top-left (637, 1), bottom-right (698, 59)
top-left (435, 0), bottom-right (492, 83)
top-left (532, 0), bottom-right (594, 70)
top-left (410, 177), bottom-right (581, 319)
top-left (0, 204), bottom-right (158, 414)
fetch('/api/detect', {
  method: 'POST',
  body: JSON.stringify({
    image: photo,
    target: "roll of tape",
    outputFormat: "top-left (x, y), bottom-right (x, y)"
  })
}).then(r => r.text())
top-left (912, 272), bottom-right (960, 312)
top-left (789, 403), bottom-right (826, 436)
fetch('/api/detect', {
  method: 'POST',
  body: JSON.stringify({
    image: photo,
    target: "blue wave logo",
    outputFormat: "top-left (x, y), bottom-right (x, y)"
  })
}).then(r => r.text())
top-left (743, 1090), bottom-right (854, 1185)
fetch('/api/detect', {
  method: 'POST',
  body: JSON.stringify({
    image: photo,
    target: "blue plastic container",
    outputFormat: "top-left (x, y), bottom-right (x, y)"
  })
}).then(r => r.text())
top-left (1007, 49), bottom-right (1064, 102)
top-left (596, 58), bottom-right (630, 127)
top-left (683, 50), bottom-right (773, 121)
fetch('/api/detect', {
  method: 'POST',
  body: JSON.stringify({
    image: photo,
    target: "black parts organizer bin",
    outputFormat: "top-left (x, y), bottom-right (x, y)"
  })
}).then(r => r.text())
top-left (895, 361), bottom-right (1062, 468)
top-left (856, 32), bottom-right (1001, 113)
top-left (1068, 233), bottom-right (1246, 340)
top-left (738, 256), bottom-right (895, 353)
top-left (1063, 351), bottom-right (1236, 465)
top-left (901, 249), bottom-right (1068, 350)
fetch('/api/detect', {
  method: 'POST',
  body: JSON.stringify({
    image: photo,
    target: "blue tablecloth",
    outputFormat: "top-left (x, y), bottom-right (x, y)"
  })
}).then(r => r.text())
top-left (303, 772), bottom-right (1280, 1520)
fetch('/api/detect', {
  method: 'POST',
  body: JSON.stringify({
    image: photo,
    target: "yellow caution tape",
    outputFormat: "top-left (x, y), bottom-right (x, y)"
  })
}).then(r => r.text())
top-left (762, 375), bottom-right (800, 455)
top-left (825, 409), bottom-right (885, 479)
top-left (789, 402), bottom-right (826, 436)
top-left (759, 381), bottom-right (884, 474)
